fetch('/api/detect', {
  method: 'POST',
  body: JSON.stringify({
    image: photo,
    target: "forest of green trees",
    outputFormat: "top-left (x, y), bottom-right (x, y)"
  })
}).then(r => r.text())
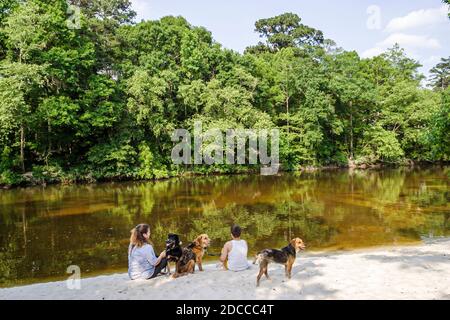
top-left (0, 0), bottom-right (449, 187)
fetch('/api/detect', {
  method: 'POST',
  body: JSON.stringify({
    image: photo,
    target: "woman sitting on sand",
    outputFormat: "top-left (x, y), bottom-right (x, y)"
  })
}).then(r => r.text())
top-left (128, 224), bottom-right (167, 280)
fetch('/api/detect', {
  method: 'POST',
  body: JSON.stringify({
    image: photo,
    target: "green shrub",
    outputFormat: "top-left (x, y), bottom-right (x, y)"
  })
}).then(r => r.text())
top-left (0, 170), bottom-right (23, 187)
top-left (31, 164), bottom-right (64, 184)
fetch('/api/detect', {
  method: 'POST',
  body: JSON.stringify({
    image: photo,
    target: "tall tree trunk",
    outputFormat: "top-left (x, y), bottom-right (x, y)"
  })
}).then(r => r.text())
top-left (20, 124), bottom-right (25, 172)
top-left (286, 95), bottom-right (290, 148)
top-left (19, 51), bottom-right (25, 172)
top-left (47, 119), bottom-right (52, 166)
top-left (349, 101), bottom-right (354, 160)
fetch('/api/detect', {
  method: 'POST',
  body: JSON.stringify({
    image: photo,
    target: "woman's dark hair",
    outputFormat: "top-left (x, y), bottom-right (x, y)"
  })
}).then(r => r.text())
top-left (231, 224), bottom-right (242, 238)
top-left (130, 224), bottom-right (150, 248)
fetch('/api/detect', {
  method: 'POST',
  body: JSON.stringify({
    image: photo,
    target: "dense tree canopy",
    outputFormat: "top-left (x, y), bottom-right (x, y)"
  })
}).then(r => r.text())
top-left (430, 57), bottom-right (450, 91)
top-left (249, 12), bottom-right (324, 52)
top-left (0, 0), bottom-right (448, 187)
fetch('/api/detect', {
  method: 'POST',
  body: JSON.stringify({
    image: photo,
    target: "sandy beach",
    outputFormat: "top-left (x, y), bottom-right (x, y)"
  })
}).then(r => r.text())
top-left (1, 238), bottom-right (449, 300)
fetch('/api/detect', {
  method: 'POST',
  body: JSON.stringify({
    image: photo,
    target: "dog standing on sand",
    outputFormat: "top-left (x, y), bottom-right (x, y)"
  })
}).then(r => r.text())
top-left (253, 238), bottom-right (306, 286)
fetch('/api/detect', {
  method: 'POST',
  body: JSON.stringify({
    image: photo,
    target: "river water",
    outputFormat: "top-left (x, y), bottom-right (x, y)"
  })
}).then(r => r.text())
top-left (0, 167), bottom-right (448, 287)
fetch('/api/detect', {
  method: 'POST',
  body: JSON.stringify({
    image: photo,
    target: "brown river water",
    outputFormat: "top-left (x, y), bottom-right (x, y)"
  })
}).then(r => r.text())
top-left (0, 166), bottom-right (449, 287)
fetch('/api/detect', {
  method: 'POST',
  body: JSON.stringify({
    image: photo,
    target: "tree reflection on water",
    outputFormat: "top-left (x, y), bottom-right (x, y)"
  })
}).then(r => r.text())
top-left (0, 167), bottom-right (448, 287)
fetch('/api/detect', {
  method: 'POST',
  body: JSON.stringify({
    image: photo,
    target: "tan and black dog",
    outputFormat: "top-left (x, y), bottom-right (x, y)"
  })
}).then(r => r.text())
top-left (253, 238), bottom-right (306, 286)
top-left (173, 234), bottom-right (210, 278)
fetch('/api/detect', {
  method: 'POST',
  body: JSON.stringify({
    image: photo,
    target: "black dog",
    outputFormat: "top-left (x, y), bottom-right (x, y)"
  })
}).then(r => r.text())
top-left (165, 233), bottom-right (183, 275)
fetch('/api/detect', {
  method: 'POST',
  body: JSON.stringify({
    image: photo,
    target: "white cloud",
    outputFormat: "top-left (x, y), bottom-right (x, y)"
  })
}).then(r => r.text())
top-left (361, 33), bottom-right (441, 59)
top-left (379, 33), bottom-right (441, 50)
top-left (385, 5), bottom-right (449, 32)
top-left (362, 47), bottom-right (384, 58)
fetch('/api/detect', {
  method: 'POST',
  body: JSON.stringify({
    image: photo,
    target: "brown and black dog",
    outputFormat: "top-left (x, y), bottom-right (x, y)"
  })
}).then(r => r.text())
top-left (173, 234), bottom-right (210, 278)
top-left (253, 238), bottom-right (306, 286)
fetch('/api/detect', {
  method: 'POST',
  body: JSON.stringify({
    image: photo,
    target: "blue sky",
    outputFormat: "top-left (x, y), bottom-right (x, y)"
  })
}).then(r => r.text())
top-left (131, 0), bottom-right (450, 77)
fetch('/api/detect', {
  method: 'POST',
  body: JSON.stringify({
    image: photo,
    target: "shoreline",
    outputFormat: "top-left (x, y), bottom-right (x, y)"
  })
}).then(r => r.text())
top-left (2, 162), bottom-right (448, 190)
top-left (1, 238), bottom-right (449, 300)
top-left (0, 240), bottom-right (432, 290)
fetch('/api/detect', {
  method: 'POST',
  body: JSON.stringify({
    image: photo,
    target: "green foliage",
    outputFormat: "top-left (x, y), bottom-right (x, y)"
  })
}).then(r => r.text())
top-left (0, 169), bottom-right (23, 187)
top-left (31, 163), bottom-right (65, 184)
top-left (127, 69), bottom-right (176, 138)
top-left (0, 0), bottom-right (18, 58)
top-left (361, 125), bottom-right (404, 163)
top-left (1, 1), bottom-right (56, 63)
top-left (0, 62), bottom-right (45, 136)
top-left (137, 142), bottom-right (171, 180)
top-left (0, 3), bottom-right (447, 186)
top-left (429, 57), bottom-right (450, 91)
top-left (87, 138), bottom-right (138, 179)
top-left (250, 12), bottom-right (324, 52)
top-left (429, 88), bottom-right (450, 160)
top-left (70, 0), bottom-right (136, 24)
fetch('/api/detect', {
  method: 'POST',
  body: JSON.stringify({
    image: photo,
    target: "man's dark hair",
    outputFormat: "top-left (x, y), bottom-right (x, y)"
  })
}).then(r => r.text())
top-left (231, 224), bottom-right (242, 238)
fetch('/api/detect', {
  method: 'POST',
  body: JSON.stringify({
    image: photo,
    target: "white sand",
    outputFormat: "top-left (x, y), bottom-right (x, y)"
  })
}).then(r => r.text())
top-left (1, 238), bottom-right (449, 300)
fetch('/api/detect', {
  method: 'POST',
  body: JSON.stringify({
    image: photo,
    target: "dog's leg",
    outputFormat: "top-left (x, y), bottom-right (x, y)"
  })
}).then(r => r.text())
top-left (287, 261), bottom-right (293, 279)
top-left (264, 267), bottom-right (270, 280)
top-left (172, 261), bottom-right (182, 278)
top-left (172, 271), bottom-right (187, 279)
top-left (173, 263), bottom-right (190, 279)
top-left (172, 270), bottom-right (180, 279)
top-left (256, 267), bottom-right (264, 287)
top-left (256, 261), bottom-right (268, 287)
top-left (197, 256), bottom-right (203, 271)
top-left (188, 260), bottom-right (195, 274)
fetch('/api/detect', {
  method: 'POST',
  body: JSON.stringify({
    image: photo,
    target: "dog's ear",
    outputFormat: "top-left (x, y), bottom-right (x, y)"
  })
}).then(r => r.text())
top-left (290, 238), bottom-right (297, 247)
top-left (292, 238), bottom-right (305, 250)
top-left (194, 235), bottom-right (202, 246)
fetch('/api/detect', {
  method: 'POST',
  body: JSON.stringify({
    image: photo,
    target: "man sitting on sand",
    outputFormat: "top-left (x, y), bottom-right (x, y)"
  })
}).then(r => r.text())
top-left (219, 224), bottom-right (250, 272)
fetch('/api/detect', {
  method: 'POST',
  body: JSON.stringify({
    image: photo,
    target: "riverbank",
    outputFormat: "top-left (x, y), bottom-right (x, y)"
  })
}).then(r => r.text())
top-left (2, 162), bottom-right (448, 189)
top-left (1, 238), bottom-right (449, 300)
